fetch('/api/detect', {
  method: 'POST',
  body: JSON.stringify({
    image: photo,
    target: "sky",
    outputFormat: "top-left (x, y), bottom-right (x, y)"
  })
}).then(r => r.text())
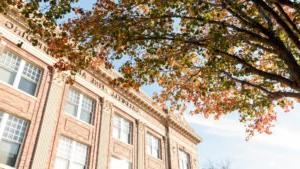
top-left (60, 1), bottom-right (300, 169)
top-left (186, 105), bottom-right (300, 169)
top-left (142, 84), bottom-right (300, 169)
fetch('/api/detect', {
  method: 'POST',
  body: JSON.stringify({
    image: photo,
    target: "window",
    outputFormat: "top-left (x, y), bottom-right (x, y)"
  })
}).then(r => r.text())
top-left (179, 150), bottom-right (190, 169)
top-left (0, 50), bottom-right (42, 96)
top-left (146, 133), bottom-right (161, 159)
top-left (65, 88), bottom-right (95, 124)
top-left (110, 157), bottom-right (132, 169)
top-left (55, 136), bottom-right (88, 169)
top-left (0, 112), bottom-right (28, 168)
top-left (112, 115), bottom-right (132, 144)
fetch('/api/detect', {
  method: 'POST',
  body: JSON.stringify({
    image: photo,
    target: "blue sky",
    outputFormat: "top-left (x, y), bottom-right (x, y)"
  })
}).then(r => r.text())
top-left (63, 1), bottom-right (300, 168)
top-left (142, 83), bottom-right (300, 169)
top-left (186, 105), bottom-right (300, 169)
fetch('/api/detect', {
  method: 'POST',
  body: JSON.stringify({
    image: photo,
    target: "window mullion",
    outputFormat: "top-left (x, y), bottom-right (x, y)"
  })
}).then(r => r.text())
top-left (0, 113), bottom-right (9, 138)
top-left (77, 94), bottom-right (83, 120)
top-left (150, 137), bottom-right (152, 155)
top-left (13, 59), bottom-right (25, 88)
top-left (154, 138), bottom-right (157, 155)
top-left (68, 141), bottom-right (76, 169)
top-left (159, 140), bottom-right (161, 159)
top-left (152, 137), bottom-right (155, 155)
top-left (128, 123), bottom-right (132, 144)
top-left (119, 118), bottom-right (123, 140)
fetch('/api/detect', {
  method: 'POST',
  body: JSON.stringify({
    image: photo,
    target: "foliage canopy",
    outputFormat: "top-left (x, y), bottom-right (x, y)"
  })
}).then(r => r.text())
top-left (1, 0), bottom-right (300, 137)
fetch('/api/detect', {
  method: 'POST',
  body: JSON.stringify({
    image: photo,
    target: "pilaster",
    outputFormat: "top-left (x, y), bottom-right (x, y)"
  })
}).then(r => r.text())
top-left (30, 72), bottom-right (65, 169)
top-left (97, 99), bottom-right (113, 169)
top-left (137, 121), bottom-right (145, 169)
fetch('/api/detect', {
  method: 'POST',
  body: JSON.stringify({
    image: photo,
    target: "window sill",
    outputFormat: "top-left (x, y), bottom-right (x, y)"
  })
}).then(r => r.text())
top-left (147, 154), bottom-right (163, 162)
top-left (112, 138), bottom-right (133, 147)
top-left (65, 113), bottom-right (94, 127)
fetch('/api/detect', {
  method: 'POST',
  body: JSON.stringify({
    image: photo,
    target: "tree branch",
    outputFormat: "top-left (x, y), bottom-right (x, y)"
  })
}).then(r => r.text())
top-left (273, 0), bottom-right (300, 10)
top-left (223, 71), bottom-right (300, 99)
top-left (223, 1), bottom-right (274, 38)
top-left (245, 41), bottom-right (277, 54)
top-left (274, 2), bottom-right (300, 36)
top-left (273, 91), bottom-right (300, 99)
top-left (113, 14), bottom-right (273, 46)
top-left (223, 71), bottom-right (275, 94)
top-left (257, 3), bottom-right (273, 30)
top-left (128, 35), bottom-right (206, 46)
top-left (215, 50), bottom-right (300, 90)
top-left (252, 0), bottom-right (300, 50)
top-left (99, 5), bottom-right (300, 85)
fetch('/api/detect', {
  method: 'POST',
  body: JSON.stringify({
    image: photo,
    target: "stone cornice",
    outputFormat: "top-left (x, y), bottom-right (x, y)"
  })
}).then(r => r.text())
top-left (3, 7), bottom-right (28, 28)
top-left (87, 66), bottom-right (202, 143)
top-left (167, 113), bottom-right (202, 144)
top-left (86, 67), bottom-right (167, 120)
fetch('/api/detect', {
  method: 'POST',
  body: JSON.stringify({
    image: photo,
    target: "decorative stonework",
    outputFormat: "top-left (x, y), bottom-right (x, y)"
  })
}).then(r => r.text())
top-left (102, 99), bottom-right (113, 115)
top-left (79, 70), bottom-right (140, 113)
top-left (193, 159), bottom-right (197, 168)
top-left (0, 12), bottom-right (49, 53)
top-left (52, 71), bottom-right (68, 86)
top-left (167, 113), bottom-right (201, 144)
top-left (0, 88), bottom-right (31, 114)
top-left (111, 92), bottom-right (139, 112)
top-left (64, 119), bottom-right (91, 141)
top-left (138, 122), bottom-right (145, 133)
top-left (147, 157), bottom-right (163, 169)
top-left (113, 141), bottom-right (133, 161)
top-left (137, 120), bottom-right (145, 169)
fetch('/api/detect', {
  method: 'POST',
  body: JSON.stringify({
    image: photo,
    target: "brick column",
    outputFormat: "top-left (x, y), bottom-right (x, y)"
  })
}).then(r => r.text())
top-left (166, 125), bottom-right (180, 169)
top-left (191, 154), bottom-right (199, 169)
top-left (30, 72), bottom-right (65, 169)
top-left (169, 139), bottom-right (179, 169)
top-left (137, 121), bottom-right (145, 169)
top-left (97, 99), bottom-right (113, 169)
top-left (163, 136), bottom-right (169, 169)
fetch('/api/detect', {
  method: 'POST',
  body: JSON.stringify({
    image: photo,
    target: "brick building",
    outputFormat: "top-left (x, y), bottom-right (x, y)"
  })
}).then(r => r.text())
top-left (0, 11), bottom-right (201, 169)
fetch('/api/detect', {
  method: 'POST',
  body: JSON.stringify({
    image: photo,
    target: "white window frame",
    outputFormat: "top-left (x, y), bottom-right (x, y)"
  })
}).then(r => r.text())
top-left (65, 88), bottom-right (95, 124)
top-left (179, 150), bottom-right (191, 169)
top-left (112, 114), bottom-right (132, 144)
top-left (55, 136), bottom-right (89, 169)
top-left (0, 112), bottom-right (27, 169)
top-left (146, 133), bottom-right (161, 159)
top-left (0, 50), bottom-right (42, 97)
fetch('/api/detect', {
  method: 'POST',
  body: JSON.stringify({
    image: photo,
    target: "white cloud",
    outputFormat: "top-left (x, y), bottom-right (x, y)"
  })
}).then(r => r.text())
top-left (186, 105), bottom-right (300, 169)
top-left (186, 116), bottom-right (243, 137)
top-left (186, 108), bottom-right (300, 151)
top-left (252, 126), bottom-right (300, 151)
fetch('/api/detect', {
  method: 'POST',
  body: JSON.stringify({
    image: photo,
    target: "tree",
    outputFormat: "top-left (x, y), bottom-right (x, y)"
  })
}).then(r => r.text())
top-left (1, 0), bottom-right (300, 138)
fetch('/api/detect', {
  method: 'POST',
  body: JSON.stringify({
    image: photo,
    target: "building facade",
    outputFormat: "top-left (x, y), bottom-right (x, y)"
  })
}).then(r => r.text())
top-left (0, 11), bottom-right (201, 169)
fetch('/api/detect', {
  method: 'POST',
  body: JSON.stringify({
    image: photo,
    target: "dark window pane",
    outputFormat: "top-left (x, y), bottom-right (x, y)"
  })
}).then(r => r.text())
top-left (0, 140), bottom-right (20, 167)
top-left (18, 78), bottom-right (37, 95)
